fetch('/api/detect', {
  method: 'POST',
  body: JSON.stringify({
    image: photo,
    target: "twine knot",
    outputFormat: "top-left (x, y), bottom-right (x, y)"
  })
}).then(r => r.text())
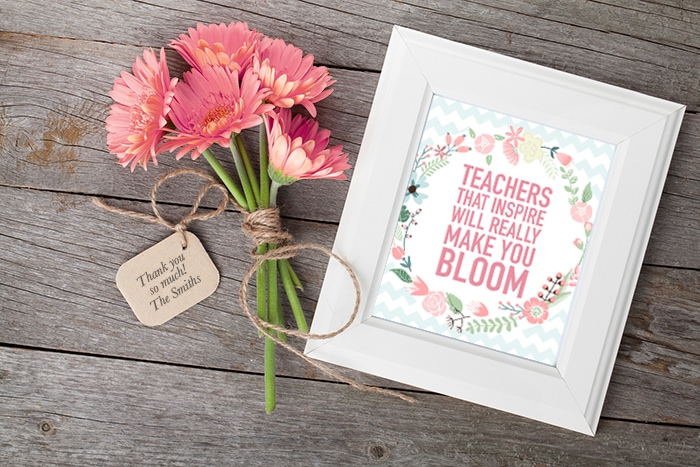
top-left (241, 207), bottom-right (293, 248)
top-left (96, 169), bottom-right (414, 405)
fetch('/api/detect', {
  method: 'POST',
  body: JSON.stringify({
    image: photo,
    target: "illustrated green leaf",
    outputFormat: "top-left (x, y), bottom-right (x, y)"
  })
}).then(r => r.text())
top-left (420, 158), bottom-right (450, 177)
top-left (399, 205), bottom-right (410, 223)
top-left (540, 156), bottom-right (557, 180)
top-left (459, 316), bottom-right (519, 334)
top-left (394, 224), bottom-right (403, 241)
top-left (390, 268), bottom-right (412, 283)
top-left (564, 185), bottom-right (572, 193)
top-left (581, 182), bottom-right (593, 203)
top-left (555, 291), bottom-right (572, 303)
top-left (493, 134), bottom-right (505, 141)
top-left (446, 293), bottom-right (463, 314)
top-left (505, 319), bottom-right (512, 332)
top-left (400, 256), bottom-right (412, 271)
top-left (469, 128), bottom-right (476, 138)
top-left (486, 154), bottom-right (493, 165)
top-left (570, 175), bottom-right (578, 184)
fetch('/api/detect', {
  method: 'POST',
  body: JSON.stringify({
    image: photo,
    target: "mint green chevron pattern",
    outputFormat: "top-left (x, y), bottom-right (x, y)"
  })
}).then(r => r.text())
top-left (371, 95), bottom-right (615, 366)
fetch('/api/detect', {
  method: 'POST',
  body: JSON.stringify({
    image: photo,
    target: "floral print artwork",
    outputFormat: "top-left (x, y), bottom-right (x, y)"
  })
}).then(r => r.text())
top-left (372, 95), bottom-right (615, 365)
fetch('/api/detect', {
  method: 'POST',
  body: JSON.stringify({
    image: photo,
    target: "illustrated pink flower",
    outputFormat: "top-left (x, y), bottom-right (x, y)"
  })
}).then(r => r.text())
top-left (265, 109), bottom-right (350, 184)
top-left (106, 48), bottom-right (177, 170)
top-left (570, 202), bottom-right (593, 223)
top-left (170, 22), bottom-right (267, 73)
top-left (503, 141), bottom-right (519, 165)
top-left (556, 152), bottom-right (572, 166)
top-left (408, 276), bottom-right (429, 296)
top-left (253, 39), bottom-right (335, 117)
top-left (161, 67), bottom-right (273, 159)
top-left (422, 291), bottom-right (447, 316)
top-left (467, 301), bottom-right (489, 317)
top-left (521, 298), bottom-right (549, 324)
top-left (584, 221), bottom-right (593, 232)
top-left (434, 144), bottom-right (449, 158)
top-left (574, 238), bottom-right (584, 249)
top-left (505, 125), bottom-right (524, 146)
top-left (391, 244), bottom-right (405, 260)
top-left (445, 133), bottom-right (469, 153)
top-left (569, 264), bottom-right (580, 287)
top-left (474, 134), bottom-right (495, 154)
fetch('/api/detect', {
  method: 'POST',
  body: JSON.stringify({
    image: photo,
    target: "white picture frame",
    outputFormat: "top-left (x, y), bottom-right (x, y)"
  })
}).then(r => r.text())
top-left (304, 26), bottom-right (685, 435)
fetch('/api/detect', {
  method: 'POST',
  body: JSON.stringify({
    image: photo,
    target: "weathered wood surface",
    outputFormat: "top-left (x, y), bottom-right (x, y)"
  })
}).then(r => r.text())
top-left (1, 347), bottom-right (699, 466)
top-left (0, 0), bottom-right (698, 464)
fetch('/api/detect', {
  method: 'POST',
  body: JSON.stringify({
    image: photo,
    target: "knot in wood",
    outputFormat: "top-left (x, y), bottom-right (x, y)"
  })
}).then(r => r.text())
top-left (242, 207), bottom-right (293, 248)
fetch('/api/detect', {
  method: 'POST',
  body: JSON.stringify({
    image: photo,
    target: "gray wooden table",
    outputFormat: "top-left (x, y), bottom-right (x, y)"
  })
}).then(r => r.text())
top-left (1, 1), bottom-right (698, 465)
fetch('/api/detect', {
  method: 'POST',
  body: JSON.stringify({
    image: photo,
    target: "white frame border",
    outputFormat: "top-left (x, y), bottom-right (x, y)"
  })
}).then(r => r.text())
top-left (305, 26), bottom-right (685, 435)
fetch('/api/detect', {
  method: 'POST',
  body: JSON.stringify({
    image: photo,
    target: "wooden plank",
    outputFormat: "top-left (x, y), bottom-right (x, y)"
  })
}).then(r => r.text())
top-left (1, 346), bottom-right (699, 465)
top-left (602, 266), bottom-right (700, 424)
top-left (1, 0), bottom-right (697, 110)
top-left (0, 31), bottom-right (359, 223)
top-left (0, 186), bottom-right (698, 426)
top-left (0, 0), bottom-right (698, 456)
top-left (0, 33), bottom-right (698, 260)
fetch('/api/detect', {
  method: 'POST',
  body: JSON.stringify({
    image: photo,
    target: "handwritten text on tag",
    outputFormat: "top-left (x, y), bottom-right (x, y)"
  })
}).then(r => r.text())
top-left (116, 231), bottom-right (219, 326)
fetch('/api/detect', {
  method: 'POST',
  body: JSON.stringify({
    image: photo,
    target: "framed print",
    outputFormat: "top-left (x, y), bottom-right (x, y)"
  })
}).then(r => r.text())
top-left (305, 26), bottom-right (685, 435)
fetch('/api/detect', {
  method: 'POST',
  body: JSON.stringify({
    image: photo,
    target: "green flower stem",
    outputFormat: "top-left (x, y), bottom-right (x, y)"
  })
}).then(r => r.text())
top-left (267, 181), bottom-right (285, 337)
top-left (269, 181), bottom-right (281, 209)
top-left (264, 256), bottom-right (280, 414)
top-left (235, 133), bottom-right (261, 205)
top-left (256, 124), bottom-right (279, 413)
top-left (256, 246), bottom-right (267, 338)
top-left (264, 335), bottom-right (275, 413)
top-left (229, 138), bottom-right (257, 212)
top-left (202, 149), bottom-right (248, 211)
top-left (282, 259), bottom-right (303, 290)
top-left (267, 258), bottom-right (282, 328)
top-left (279, 260), bottom-right (308, 332)
top-left (268, 180), bottom-right (307, 329)
top-left (259, 123), bottom-right (270, 208)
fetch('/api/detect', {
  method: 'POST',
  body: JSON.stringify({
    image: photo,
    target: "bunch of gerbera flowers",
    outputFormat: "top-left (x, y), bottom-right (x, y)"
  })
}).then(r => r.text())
top-left (106, 22), bottom-right (351, 412)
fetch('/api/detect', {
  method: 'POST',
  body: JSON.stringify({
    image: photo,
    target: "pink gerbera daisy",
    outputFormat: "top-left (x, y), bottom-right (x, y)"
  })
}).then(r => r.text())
top-left (266, 109), bottom-right (350, 185)
top-left (170, 22), bottom-right (267, 73)
top-left (161, 67), bottom-right (273, 159)
top-left (106, 48), bottom-right (177, 170)
top-left (254, 39), bottom-right (335, 117)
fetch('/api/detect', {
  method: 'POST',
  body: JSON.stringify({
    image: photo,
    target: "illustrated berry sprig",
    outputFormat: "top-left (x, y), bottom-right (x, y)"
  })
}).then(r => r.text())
top-left (538, 272), bottom-right (566, 304)
top-left (391, 205), bottom-right (421, 271)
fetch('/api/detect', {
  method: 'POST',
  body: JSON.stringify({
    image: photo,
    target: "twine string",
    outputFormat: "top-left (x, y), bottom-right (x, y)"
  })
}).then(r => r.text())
top-left (96, 168), bottom-right (414, 404)
top-left (93, 168), bottom-right (229, 247)
top-left (239, 243), bottom-right (415, 403)
top-left (241, 207), bottom-right (293, 247)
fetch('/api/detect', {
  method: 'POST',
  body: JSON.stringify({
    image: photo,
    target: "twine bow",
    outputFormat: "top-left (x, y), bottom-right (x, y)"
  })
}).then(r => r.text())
top-left (96, 169), bottom-right (414, 404)
top-left (93, 168), bottom-right (229, 248)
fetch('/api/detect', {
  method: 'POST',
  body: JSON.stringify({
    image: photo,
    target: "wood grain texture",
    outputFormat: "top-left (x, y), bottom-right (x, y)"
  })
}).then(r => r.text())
top-left (2, 0), bottom-right (697, 109)
top-left (0, 0), bottom-right (698, 463)
top-left (1, 347), bottom-right (699, 466)
top-left (0, 186), bottom-right (697, 425)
